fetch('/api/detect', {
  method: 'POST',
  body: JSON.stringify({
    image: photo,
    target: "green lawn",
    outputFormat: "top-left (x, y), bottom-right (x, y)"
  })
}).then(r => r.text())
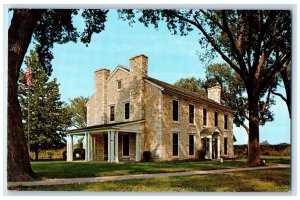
top-left (18, 169), bottom-right (291, 192)
top-left (30, 156), bottom-right (290, 180)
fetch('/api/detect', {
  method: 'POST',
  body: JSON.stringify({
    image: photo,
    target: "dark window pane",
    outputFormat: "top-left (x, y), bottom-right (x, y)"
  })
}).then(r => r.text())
top-left (173, 100), bottom-right (179, 121)
top-left (173, 133), bottom-right (179, 156)
top-left (110, 106), bottom-right (115, 121)
top-left (214, 112), bottom-right (218, 126)
top-left (189, 135), bottom-right (194, 155)
top-left (224, 114), bottom-right (228, 130)
top-left (224, 137), bottom-right (228, 155)
top-left (203, 108), bottom-right (207, 126)
top-left (189, 104), bottom-right (194, 124)
top-left (123, 134), bottom-right (129, 156)
top-left (117, 80), bottom-right (122, 90)
top-left (125, 103), bottom-right (130, 119)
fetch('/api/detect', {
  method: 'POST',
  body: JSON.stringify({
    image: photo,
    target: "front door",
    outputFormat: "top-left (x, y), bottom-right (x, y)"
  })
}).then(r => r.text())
top-left (212, 138), bottom-right (218, 159)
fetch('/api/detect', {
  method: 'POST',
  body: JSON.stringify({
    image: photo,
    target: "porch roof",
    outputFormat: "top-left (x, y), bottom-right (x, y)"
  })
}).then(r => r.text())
top-left (68, 119), bottom-right (144, 134)
top-left (201, 127), bottom-right (222, 135)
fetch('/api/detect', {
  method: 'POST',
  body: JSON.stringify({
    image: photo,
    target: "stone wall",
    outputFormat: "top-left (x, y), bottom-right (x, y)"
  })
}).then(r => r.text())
top-left (161, 93), bottom-right (234, 160)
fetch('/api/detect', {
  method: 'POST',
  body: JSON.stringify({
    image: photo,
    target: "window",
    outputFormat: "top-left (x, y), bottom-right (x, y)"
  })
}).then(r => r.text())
top-left (203, 108), bottom-right (207, 126)
top-left (224, 114), bottom-right (228, 130)
top-left (172, 133), bottom-right (179, 156)
top-left (189, 104), bottom-right (194, 124)
top-left (117, 80), bottom-right (122, 90)
top-left (214, 112), bottom-right (218, 127)
top-left (124, 102), bottom-right (130, 119)
top-left (122, 134), bottom-right (130, 156)
top-left (110, 105), bottom-right (115, 122)
top-left (224, 137), bottom-right (228, 155)
top-left (189, 135), bottom-right (194, 156)
top-left (173, 100), bottom-right (179, 121)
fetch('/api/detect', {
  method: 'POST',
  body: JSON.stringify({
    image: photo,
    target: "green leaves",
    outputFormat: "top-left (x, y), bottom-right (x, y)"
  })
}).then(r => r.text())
top-left (67, 96), bottom-right (89, 129)
top-left (18, 49), bottom-right (72, 155)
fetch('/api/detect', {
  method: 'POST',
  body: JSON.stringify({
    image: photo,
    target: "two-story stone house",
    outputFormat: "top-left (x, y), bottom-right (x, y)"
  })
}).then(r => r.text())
top-left (66, 54), bottom-right (234, 162)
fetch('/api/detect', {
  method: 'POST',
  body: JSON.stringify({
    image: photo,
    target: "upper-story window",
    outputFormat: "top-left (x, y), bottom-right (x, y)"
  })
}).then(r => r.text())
top-left (173, 100), bottom-right (179, 121)
top-left (214, 111), bottom-right (219, 127)
top-left (124, 102), bottom-right (130, 120)
top-left (110, 105), bottom-right (115, 122)
top-left (203, 108), bottom-right (207, 126)
top-left (224, 114), bottom-right (228, 130)
top-left (189, 104), bottom-right (195, 124)
top-left (117, 80), bottom-right (122, 90)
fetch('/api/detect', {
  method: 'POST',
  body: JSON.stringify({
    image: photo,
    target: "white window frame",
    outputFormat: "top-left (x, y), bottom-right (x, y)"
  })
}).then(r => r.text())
top-left (117, 80), bottom-right (122, 91)
top-left (224, 114), bottom-right (228, 130)
top-left (124, 102), bottom-right (130, 120)
top-left (214, 111), bottom-right (219, 127)
top-left (109, 105), bottom-right (115, 122)
top-left (189, 104), bottom-right (195, 124)
top-left (188, 134), bottom-right (195, 156)
top-left (172, 99), bottom-right (180, 122)
top-left (203, 108), bottom-right (208, 127)
top-left (172, 132), bottom-right (179, 157)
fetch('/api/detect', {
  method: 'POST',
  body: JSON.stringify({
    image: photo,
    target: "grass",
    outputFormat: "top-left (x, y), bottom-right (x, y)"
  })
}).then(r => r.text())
top-left (18, 169), bottom-right (291, 192)
top-left (29, 156), bottom-right (290, 180)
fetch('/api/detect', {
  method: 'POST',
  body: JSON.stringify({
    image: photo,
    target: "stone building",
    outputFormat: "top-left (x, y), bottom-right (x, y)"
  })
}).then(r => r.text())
top-left (66, 54), bottom-right (234, 162)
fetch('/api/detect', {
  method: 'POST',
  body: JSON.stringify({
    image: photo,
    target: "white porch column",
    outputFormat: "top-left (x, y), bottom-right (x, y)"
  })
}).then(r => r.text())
top-left (110, 131), bottom-right (115, 163)
top-left (85, 132), bottom-right (88, 162)
top-left (135, 132), bottom-right (141, 161)
top-left (209, 137), bottom-right (212, 159)
top-left (66, 134), bottom-right (70, 161)
top-left (217, 137), bottom-right (221, 159)
top-left (107, 131), bottom-right (111, 163)
top-left (115, 131), bottom-right (119, 163)
top-left (89, 134), bottom-right (92, 161)
top-left (70, 135), bottom-right (73, 161)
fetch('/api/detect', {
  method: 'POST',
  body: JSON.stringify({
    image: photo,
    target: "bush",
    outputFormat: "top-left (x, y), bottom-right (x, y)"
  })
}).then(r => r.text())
top-left (143, 151), bottom-right (152, 162)
top-left (197, 150), bottom-right (206, 160)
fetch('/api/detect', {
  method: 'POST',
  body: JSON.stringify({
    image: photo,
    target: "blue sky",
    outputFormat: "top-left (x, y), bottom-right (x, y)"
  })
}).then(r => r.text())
top-left (17, 10), bottom-right (290, 145)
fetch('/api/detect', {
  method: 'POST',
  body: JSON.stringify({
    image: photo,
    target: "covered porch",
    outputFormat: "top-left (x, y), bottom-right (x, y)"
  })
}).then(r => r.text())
top-left (66, 120), bottom-right (144, 163)
top-left (200, 127), bottom-right (222, 160)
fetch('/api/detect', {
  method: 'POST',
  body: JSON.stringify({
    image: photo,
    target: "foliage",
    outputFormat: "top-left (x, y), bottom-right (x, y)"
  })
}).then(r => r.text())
top-left (18, 49), bottom-right (72, 160)
top-left (67, 96), bottom-right (89, 128)
top-left (8, 9), bottom-right (109, 181)
top-left (142, 151), bottom-right (152, 162)
top-left (118, 9), bottom-right (291, 165)
top-left (174, 77), bottom-right (206, 94)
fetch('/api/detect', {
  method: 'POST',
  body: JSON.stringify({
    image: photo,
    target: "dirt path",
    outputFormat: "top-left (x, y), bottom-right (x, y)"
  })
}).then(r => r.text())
top-left (7, 164), bottom-right (290, 189)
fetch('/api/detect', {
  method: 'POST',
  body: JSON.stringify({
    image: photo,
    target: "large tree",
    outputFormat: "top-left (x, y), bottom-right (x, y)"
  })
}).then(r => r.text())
top-left (174, 77), bottom-right (206, 94)
top-left (8, 9), bottom-right (108, 181)
top-left (119, 10), bottom-right (291, 165)
top-left (67, 96), bottom-right (89, 129)
top-left (19, 50), bottom-right (71, 160)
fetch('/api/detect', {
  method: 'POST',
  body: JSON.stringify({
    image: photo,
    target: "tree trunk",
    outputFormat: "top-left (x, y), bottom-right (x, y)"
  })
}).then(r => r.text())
top-left (247, 93), bottom-right (260, 166)
top-left (8, 9), bottom-right (43, 181)
top-left (34, 150), bottom-right (39, 161)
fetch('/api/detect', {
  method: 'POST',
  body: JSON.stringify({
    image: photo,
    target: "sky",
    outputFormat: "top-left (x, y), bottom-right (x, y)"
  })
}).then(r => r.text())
top-left (16, 9), bottom-right (291, 145)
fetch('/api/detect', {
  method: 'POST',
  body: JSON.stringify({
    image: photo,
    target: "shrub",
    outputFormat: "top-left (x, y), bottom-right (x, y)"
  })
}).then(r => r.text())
top-left (197, 150), bottom-right (206, 160)
top-left (143, 151), bottom-right (152, 162)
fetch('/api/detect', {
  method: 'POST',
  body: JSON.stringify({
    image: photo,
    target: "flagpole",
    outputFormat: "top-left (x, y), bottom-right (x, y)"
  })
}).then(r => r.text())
top-left (28, 84), bottom-right (30, 153)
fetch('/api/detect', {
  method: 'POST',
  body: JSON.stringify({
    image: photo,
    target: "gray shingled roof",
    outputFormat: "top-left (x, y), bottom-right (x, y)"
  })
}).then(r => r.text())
top-left (146, 77), bottom-right (232, 112)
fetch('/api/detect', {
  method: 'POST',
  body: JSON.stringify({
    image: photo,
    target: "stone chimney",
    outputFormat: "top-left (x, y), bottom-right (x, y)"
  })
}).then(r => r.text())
top-left (129, 54), bottom-right (148, 121)
top-left (130, 54), bottom-right (148, 79)
top-left (207, 85), bottom-right (221, 104)
top-left (94, 68), bottom-right (110, 124)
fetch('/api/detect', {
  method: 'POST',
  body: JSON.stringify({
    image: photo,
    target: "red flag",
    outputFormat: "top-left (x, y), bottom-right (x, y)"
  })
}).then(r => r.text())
top-left (25, 64), bottom-right (32, 86)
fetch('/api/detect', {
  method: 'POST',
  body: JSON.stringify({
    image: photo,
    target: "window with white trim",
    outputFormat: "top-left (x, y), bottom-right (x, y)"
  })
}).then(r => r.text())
top-left (117, 80), bottom-right (122, 90)
top-left (124, 102), bottom-right (130, 120)
top-left (172, 133), bottom-right (179, 156)
top-left (203, 108), bottom-right (207, 126)
top-left (110, 105), bottom-right (115, 122)
top-left (173, 100), bottom-right (179, 121)
top-left (189, 104), bottom-right (194, 124)
top-left (224, 114), bottom-right (228, 130)
top-left (189, 134), bottom-right (195, 156)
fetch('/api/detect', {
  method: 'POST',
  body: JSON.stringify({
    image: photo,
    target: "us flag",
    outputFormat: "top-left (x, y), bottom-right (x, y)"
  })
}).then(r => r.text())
top-left (25, 64), bottom-right (32, 86)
